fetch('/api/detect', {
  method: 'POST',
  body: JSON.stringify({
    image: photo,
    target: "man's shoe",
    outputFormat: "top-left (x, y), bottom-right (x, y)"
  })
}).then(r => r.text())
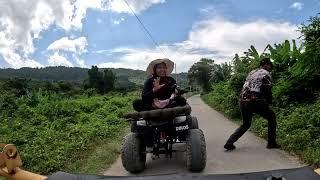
top-left (224, 143), bottom-right (236, 151)
top-left (267, 143), bottom-right (281, 149)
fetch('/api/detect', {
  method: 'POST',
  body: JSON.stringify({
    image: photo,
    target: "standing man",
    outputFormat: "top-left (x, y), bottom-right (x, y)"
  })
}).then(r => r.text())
top-left (224, 58), bottom-right (281, 150)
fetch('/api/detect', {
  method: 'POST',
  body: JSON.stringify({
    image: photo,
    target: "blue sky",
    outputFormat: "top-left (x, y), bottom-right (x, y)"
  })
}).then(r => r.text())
top-left (0, 0), bottom-right (319, 72)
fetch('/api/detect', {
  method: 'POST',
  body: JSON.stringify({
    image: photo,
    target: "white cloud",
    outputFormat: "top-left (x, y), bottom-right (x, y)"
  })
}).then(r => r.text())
top-left (0, 46), bottom-right (43, 68)
top-left (94, 49), bottom-right (110, 54)
top-left (290, 2), bottom-right (304, 10)
top-left (47, 37), bottom-right (88, 53)
top-left (98, 46), bottom-right (222, 72)
top-left (113, 20), bottom-right (121, 25)
top-left (185, 17), bottom-right (300, 56)
top-left (57, 0), bottom-right (105, 30)
top-left (107, 0), bottom-right (165, 14)
top-left (47, 36), bottom-right (87, 67)
top-left (30, 2), bottom-right (56, 39)
top-left (97, 18), bottom-right (103, 24)
top-left (0, 16), bottom-right (43, 68)
top-left (113, 17), bottom-right (125, 25)
top-left (199, 6), bottom-right (218, 16)
top-left (48, 52), bottom-right (73, 67)
top-left (0, 0), bottom-right (167, 68)
top-left (73, 54), bottom-right (86, 68)
top-left (99, 17), bottom-right (300, 72)
top-left (0, 0), bottom-right (105, 68)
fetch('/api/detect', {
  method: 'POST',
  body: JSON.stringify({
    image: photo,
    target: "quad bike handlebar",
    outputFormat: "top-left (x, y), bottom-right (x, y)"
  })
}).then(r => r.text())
top-left (169, 83), bottom-right (188, 95)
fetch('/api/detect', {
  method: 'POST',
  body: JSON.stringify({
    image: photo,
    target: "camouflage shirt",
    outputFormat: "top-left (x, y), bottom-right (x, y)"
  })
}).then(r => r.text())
top-left (240, 68), bottom-right (273, 104)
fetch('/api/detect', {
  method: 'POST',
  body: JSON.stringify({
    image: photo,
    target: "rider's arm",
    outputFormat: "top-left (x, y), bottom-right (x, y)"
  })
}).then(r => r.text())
top-left (142, 78), bottom-right (154, 104)
top-left (261, 74), bottom-right (272, 104)
top-left (142, 76), bottom-right (177, 104)
top-left (167, 76), bottom-right (177, 94)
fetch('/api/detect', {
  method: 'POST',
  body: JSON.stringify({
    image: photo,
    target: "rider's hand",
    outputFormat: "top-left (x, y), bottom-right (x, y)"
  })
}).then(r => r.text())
top-left (153, 77), bottom-right (165, 92)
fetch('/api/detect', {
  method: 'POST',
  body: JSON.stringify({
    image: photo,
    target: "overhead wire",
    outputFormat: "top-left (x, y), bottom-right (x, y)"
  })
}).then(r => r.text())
top-left (122, 0), bottom-right (167, 57)
top-left (122, 0), bottom-right (178, 83)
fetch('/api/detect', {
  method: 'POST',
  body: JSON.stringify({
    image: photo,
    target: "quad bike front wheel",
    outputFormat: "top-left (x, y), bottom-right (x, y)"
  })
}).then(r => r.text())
top-left (186, 129), bottom-right (206, 171)
top-left (121, 133), bottom-right (146, 173)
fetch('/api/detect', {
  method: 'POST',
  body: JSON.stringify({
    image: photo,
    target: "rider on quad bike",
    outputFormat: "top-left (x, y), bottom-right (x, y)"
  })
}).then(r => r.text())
top-left (122, 59), bottom-right (206, 173)
top-left (132, 58), bottom-right (187, 150)
top-left (132, 58), bottom-right (187, 112)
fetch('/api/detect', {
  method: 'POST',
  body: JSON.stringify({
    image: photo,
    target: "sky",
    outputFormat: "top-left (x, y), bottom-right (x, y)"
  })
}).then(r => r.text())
top-left (0, 0), bottom-right (319, 72)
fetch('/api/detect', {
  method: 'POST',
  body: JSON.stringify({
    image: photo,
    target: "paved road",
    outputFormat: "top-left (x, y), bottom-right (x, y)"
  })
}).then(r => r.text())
top-left (104, 95), bottom-right (303, 176)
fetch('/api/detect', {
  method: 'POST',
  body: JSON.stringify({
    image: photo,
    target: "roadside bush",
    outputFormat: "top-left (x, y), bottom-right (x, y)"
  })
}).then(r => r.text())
top-left (0, 92), bottom-right (136, 174)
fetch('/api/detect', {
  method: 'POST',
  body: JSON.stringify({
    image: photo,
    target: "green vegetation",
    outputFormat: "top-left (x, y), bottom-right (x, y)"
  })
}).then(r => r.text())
top-left (0, 62), bottom-right (189, 176)
top-left (193, 14), bottom-right (320, 167)
top-left (0, 65), bottom-right (140, 175)
top-left (0, 91), bottom-right (136, 174)
top-left (188, 58), bottom-right (231, 93)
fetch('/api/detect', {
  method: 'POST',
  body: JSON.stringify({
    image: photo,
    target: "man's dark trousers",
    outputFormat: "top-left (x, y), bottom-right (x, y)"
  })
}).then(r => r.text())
top-left (226, 99), bottom-right (277, 145)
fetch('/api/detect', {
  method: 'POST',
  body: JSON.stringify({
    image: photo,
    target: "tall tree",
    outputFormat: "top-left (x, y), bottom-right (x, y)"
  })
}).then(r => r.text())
top-left (188, 58), bottom-right (215, 92)
top-left (293, 15), bottom-right (320, 79)
top-left (87, 66), bottom-right (103, 89)
top-left (2, 78), bottom-right (30, 97)
top-left (210, 63), bottom-right (232, 84)
top-left (85, 66), bottom-right (116, 93)
top-left (103, 69), bottom-right (116, 92)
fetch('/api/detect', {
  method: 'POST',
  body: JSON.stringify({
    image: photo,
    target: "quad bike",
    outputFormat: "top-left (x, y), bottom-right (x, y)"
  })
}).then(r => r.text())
top-left (121, 104), bottom-right (207, 173)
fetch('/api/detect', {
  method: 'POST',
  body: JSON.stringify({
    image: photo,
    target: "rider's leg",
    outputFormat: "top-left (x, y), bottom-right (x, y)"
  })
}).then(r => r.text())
top-left (133, 99), bottom-right (153, 112)
top-left (255, 101), bottom-right (280, 148)
top-left (144, 127), bottom-right (154, 148)
top-left (225, 101), bottom-right (253, 149)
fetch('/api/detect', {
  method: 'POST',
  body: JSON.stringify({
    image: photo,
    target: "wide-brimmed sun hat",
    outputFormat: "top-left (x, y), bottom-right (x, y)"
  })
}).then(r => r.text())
top-left (146, 58), bottom-right (174, 77)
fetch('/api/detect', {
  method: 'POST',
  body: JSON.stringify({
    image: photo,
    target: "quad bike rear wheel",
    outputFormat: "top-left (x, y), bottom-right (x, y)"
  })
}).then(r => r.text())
top-left (121, 133), bottom-right (146, 173)
top-left (187, 116), bottom-right (199, 129)
top-left (186, 129), bottom-right (206, 171)
top-left (178, 116), bottom-right (199, 142)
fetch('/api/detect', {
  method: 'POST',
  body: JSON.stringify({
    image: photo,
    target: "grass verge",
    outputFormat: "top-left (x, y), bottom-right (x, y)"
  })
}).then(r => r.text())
top-left (64, 127), bottom-right (129, 175)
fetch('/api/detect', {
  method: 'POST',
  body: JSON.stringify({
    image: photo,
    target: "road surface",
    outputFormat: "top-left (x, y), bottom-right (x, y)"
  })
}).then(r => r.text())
top-left (104, 95), bottom-right (303, 176)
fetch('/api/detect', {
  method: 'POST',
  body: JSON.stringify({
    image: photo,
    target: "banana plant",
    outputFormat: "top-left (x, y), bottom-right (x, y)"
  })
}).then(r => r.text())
top-left (266, 39), bottom-right (303, 75)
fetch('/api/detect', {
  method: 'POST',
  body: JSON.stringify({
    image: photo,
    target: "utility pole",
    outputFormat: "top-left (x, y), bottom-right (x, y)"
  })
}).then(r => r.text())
top-left (175, 63), bottom-right (178, 85)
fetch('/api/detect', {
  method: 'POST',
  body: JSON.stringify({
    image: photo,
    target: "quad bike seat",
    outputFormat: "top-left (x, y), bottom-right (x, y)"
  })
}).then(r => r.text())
top-left (124, 105), bottom-right (191, 120)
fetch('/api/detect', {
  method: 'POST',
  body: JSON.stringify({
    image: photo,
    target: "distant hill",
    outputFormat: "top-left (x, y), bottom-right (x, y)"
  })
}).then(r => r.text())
top-left (0, 66), bottom-right (189, 88)
top-left (0, 67), bottom-right (88, 82)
